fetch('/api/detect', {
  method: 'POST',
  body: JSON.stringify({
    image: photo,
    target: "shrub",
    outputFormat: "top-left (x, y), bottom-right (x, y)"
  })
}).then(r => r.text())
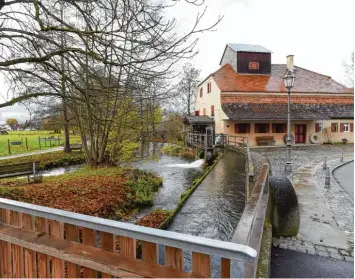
top-left (124, 169), bottom-right (163, 206)
top-left (342, 138), bottom-right (348, 144)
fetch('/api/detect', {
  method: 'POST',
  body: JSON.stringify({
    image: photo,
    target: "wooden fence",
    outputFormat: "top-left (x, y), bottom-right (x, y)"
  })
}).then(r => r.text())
top-left (0, 198), bottom-right (256, 278)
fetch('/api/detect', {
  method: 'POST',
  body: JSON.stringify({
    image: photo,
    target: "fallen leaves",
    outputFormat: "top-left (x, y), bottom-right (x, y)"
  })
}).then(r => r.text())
top-left (137, 210), bottom-right (170, 228)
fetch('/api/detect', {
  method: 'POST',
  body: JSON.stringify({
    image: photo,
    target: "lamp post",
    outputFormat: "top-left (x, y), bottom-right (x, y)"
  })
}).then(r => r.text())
top-left (283, 70), bottom-right (296, 174)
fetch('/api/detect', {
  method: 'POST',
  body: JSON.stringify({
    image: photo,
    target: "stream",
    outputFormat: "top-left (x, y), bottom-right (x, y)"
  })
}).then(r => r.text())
top-left (135, 143), bottom-right (247, 276)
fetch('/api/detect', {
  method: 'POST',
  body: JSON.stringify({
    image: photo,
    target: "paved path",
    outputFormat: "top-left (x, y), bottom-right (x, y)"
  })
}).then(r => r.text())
top-left (0, 147), bottom-right (63, 160)
top-left (253, 145), bottom-right (354, 277)
top-left (333, 161), bottom-right (354, 201)
top-left (271, 247), bottom-right (354, 278)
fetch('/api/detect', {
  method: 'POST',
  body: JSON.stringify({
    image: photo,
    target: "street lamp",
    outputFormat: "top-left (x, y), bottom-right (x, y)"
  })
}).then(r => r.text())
top-left (283, 70), bottom-right (296, 174)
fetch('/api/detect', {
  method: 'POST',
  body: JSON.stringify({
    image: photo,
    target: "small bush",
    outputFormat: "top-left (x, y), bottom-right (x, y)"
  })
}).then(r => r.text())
top-left (124, 169), bottom-right (163, 206)
top-left (342, 138), bottom-right (348, 144)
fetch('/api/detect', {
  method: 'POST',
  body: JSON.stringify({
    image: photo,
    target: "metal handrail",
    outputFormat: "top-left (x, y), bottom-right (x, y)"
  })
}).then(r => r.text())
top-left (0, 198), bottom-right (257, 261)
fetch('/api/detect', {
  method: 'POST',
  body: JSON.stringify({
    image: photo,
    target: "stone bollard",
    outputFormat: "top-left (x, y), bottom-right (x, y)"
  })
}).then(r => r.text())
top-left (325, 166), bottom-right (331, 188)
top-left (340, 149), bottom-right (344, 163)
top-left (323, 156), bottom-right (327, 170)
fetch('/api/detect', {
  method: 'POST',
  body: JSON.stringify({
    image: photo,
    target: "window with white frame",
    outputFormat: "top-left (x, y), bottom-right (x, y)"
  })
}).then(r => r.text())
top-left (344, 123), bottom-right (350, 132)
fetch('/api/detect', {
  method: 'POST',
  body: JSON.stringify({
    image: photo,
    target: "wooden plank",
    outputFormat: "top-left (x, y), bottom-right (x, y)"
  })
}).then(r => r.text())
top-left (119, 236), bottom-right (136, 258)
top-left (35, 217), bottom-right (50, 278)
top-left (82, 227), bottom-right (97, 278)
top-left (0, 223), bottom-right (194, 278)
top-left (23, 214), bottom-right (37, 278)
top-left (221, 258), bottom-right (231, 278)
top-left (165, 246), bottom-right (183, 271)
top-left (142, 241), bottom-right (158, 263)
top-left (0, 209), bottom-right (11, 278)
top-left (51, 220), bottom-right (65, 277)
top-left (192, 252), bottom-right (211, 277)
top-left (101, 232), bottom-right (114, 278)
top-left (65, 223), bottom-right (80, 278)
top-left (10, 211), bottom-right (25, 278)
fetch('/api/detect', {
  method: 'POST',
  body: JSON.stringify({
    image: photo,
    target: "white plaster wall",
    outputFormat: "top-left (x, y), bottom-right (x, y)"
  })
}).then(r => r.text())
top-left (195, 77), bottom-right (227, 134)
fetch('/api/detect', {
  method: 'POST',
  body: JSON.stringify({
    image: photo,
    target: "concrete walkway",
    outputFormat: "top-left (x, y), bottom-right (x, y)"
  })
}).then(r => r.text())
top-left (0, 147), bottom-right (63, 160)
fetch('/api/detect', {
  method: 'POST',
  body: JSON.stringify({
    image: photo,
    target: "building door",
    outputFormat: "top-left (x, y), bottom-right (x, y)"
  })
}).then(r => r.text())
top-left (295, 124), bottom-right (307, 143)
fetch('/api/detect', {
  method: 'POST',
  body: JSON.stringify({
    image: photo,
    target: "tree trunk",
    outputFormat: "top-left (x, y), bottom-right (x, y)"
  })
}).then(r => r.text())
top-left (62, 100), bottom-right (71, 152)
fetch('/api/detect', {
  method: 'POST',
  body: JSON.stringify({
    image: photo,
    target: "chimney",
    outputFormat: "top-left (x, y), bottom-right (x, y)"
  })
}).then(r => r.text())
top-left (287, 55), bottom-right (294, 72)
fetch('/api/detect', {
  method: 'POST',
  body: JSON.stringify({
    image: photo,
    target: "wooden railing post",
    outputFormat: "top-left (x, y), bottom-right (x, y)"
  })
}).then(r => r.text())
top-left (23, 214), bottom-right (37, 278)
top-left (0, 209), bottom-right (12, 278)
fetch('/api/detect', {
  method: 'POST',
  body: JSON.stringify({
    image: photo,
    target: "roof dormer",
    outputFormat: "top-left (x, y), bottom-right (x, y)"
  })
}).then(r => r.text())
top-left (220, 43), bottom-right (272, 75)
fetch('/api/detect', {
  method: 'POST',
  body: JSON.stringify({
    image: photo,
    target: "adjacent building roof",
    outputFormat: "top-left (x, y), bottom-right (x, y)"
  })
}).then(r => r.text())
top-left (212, 64), bottom-right (350, 93)
top-left (227, 43), bottom-right (272, 53)
top-left (222, 103), bottom-right (354, 121)
top-left (183, 116), bottom-right (214, 125)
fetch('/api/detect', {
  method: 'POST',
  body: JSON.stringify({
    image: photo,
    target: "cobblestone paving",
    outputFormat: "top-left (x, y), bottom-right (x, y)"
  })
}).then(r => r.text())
top-left (253, 144), bottom-right (353, 176)
top-left (314, 158), bottom-right (354, 252)
top-left (254, 145), bottom-right (354, 260)
top-left (273, 237), bottom-right (354, 262)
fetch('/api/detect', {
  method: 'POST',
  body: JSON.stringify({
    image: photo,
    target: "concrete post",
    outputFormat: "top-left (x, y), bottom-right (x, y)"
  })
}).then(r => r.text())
top-left (325, 166), bottom-right (330, 188)
top-left (340, 148), bottom-right (344, 163)
top-left (323, 156), bottom-right (327, 170)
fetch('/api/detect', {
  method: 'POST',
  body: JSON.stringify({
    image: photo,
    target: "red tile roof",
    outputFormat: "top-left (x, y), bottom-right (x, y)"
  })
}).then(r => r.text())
top-left (211, 64), bottom-right (351, 94)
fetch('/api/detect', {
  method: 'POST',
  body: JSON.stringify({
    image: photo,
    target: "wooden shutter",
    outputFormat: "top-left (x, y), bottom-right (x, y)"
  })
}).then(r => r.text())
top-left (195, 110), bottom-right (199, 116)
top-left (351, 123), bottom-right (354, 132)
top-left (203, 108), bottom-right (206, 116)
top-left (340, 123), bottom-right (345, 132)
top-left (331, 123), bottom-right (336, 132)
top-left (315, 123), bottom-right (320, 132)
top-left (211, 105), bottom-right (214, 116)
top-left (200, 88), bottom-right (203, 97)
top-left (246, 123), bottom-right (250, 133)
top-left (235, 124), bottom-right (239, 133)
top-left (272, 124), bottom-right (276, 133)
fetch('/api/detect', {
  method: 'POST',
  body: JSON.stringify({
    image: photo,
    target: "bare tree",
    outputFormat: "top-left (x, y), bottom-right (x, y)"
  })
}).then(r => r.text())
top-left (175, 63), bottom-right (200, 115)
top-left (343, 51), bottom-right (354, 87)
top-left (0, 0), bottom-right (221, 165)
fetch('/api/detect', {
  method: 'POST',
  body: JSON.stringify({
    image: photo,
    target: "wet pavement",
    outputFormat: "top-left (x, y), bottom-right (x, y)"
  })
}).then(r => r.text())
top-left (271, 247), bottom-right (354, 278)
top-left (333, 161), bottom-right (354, 201)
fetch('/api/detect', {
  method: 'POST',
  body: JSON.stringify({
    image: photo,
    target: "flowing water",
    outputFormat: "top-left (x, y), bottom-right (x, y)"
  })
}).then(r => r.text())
top-left (40, 165), bottom-right (83, 177)
top-left (131, 142), bottom-right (204, 221)
top-left (135, 144), bottom-right (247, 276)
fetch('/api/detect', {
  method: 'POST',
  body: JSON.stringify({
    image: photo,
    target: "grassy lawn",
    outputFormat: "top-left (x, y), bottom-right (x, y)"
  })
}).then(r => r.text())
top-left (0, 130), bottom-right (81, 157)
top-left (0, 166), bottom-right (162, 219)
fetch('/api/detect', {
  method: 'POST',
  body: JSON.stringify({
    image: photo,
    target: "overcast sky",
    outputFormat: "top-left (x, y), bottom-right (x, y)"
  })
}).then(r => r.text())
top-left (0, 0), bottom-right (354, 123)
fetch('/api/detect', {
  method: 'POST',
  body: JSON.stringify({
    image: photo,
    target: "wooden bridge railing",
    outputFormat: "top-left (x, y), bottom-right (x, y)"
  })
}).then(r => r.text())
top-left (0, 198), bottom-right (256, 278)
